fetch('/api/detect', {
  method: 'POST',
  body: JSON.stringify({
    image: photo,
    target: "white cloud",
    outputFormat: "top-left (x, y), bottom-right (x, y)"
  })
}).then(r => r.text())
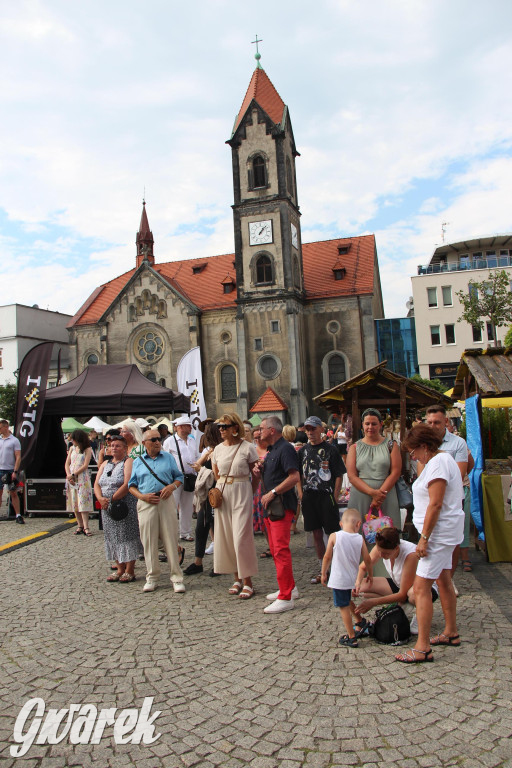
top-left (0, 0), bottom-right (511, 321)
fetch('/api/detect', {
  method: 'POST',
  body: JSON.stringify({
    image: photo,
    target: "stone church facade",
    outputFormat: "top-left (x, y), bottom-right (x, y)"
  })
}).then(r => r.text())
top-left (67, 65), bottom-right (384, 424)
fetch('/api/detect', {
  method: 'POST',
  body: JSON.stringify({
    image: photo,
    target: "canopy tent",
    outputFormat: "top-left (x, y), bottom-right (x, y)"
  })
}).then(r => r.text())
top-left (43, 364), bottom-right (190, 416)
top-left (313, 361), bottom-right (453, 443)
top-left (26, 365), bottom-right (190, 480)
top-left (62, 417), bottom-right (91, 433)
top-left (84, 416), bottom-right (112, 432)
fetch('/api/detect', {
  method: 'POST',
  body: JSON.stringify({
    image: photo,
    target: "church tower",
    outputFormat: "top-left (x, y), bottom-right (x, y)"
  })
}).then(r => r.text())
top-left (227, 51), bottom-right (307, 423)
top-left (136, 200), bottom-right (155, 268)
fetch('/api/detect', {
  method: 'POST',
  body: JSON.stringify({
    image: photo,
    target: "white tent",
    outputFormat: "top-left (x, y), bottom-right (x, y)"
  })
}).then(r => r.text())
top-left (84, 416), bottom-right (112, 433)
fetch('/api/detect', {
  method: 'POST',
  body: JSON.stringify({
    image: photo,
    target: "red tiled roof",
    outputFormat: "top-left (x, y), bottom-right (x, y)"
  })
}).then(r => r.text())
top-left (71, 235), bottom-right (376, 326)
top-left (302, 235), bottom-right (376, 299)
top-left (250, 387), bottom-right (288, 413)
top-left (233, 67), bottom-right (286, 133)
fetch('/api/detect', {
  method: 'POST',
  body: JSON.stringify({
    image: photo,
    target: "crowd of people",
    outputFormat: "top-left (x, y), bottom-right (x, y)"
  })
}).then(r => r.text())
top-left (0, 400), bottom-right (473, 662)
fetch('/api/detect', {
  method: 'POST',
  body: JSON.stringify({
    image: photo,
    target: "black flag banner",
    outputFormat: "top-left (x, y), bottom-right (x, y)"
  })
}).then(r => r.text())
top-left (15, 342), bottom-right (54, 472)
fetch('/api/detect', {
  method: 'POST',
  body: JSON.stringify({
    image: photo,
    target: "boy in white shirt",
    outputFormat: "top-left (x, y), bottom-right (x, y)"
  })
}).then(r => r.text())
top-left (322, 508), bottom-right (373, 647)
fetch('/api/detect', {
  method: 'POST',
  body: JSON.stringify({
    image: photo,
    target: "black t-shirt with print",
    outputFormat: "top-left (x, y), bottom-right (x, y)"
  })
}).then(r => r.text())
top-left (299, 440), bottom-right (346, 493)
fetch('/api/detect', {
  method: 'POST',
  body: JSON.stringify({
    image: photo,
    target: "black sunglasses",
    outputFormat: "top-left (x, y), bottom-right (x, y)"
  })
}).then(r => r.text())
top-left (219, 423), bottom-right (236, 429)
top-left (145, 437), bottom-right (161, 443)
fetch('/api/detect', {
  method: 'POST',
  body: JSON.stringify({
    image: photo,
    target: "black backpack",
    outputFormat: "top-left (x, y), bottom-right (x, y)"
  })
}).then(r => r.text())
top-left (369, 605), bottom-right (411, 645)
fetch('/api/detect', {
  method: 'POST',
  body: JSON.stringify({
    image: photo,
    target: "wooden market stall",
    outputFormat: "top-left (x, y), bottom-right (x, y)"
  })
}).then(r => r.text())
top-left (452, 347), bottom-right (512, 562)
top-left (313, 361), bottom-right (452, 442)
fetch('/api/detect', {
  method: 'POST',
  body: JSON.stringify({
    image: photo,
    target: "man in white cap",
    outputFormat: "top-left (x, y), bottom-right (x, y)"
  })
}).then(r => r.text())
top-left (163, 415), bottom-right (199, 541)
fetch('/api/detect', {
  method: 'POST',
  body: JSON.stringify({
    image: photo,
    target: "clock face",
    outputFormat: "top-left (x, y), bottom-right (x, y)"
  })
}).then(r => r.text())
top-left (291, 223), bottom-right (298, 249)
top-left (249, 220), bottom-right (273, 246)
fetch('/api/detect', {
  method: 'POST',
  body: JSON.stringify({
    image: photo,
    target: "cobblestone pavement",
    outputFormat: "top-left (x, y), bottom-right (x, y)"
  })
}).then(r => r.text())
top-left (1, 518), bottom-right (511, 768)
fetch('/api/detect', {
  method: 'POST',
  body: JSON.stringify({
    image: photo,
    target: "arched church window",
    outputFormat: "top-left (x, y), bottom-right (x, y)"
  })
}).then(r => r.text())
top-left (157, 300), bottom-right (167, 319)
top-left (256, 254), bottom-right (273, 284)
top-left (253, 155), bottom-right (266, 188)
top-left (87, 353), bottom-right (99, 365)
top-left (128, 304), bottom-right (137, 322)
top-left (159, 378), bottom-right (166, 387)
top-left (220, 364), bottom-right (237, 401)
top-left (328, 354), bottom-right (346, 388)
top-left (146, 372), bottom-right (156, 383)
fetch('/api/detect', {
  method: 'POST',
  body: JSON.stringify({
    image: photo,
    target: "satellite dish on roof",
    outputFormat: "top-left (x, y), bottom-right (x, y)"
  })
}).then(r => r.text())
top-left (32, 304), bottom-right (39, 308)
top-left (406, 297), bottom-right (414, 311)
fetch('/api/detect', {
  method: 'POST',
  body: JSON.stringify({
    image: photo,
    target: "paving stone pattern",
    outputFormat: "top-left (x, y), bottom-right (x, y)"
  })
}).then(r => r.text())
top-left (1, 518), bottom-right (511, 768)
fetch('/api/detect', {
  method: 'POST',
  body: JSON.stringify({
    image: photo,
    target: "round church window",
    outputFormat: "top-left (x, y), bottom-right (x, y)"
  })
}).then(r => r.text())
top-left (257, 354), bottom-right (281, 380)
top-left (134, 330), bottom-right (165, 364)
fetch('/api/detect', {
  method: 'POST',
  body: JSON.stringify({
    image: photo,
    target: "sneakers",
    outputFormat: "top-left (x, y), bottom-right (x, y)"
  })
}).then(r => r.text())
top-left (15, 515), bottom-right (25, 524)
top-left (263, 598), bottom-right (295, 614)
top-left (266, 586), bottom-right (299, 601)
top-left (205, 542), bottom-right (214, 555)
top-left (173, 582), bottom-right (186, 593)
top-left (180, 534), bottom-right (194, 542)
top-left (183, 562), bottom-right (203, 575)
top-left (143, 582), bottom-right (158, 592)
top-left (409, 614), bottom-right (418, 635)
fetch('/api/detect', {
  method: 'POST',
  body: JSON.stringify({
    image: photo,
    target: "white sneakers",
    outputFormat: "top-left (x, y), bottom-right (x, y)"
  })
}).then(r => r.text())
top-left (205, 542), bottom-right (214, 555)
top-left (266, 586), bottom-right (299, 601)
top-left (264, 598), bottom-right (295, 614)
top-left (143, 581), bottom-right (186, 593)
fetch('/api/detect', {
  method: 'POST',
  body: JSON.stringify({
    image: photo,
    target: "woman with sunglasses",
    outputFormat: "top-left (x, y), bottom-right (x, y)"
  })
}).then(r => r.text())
top-left (211, 413), bottom-right (260, 600)
top-left (94, 436), bottom-right (143, 582)
top-left (97, 430), bottom-right (121, 466)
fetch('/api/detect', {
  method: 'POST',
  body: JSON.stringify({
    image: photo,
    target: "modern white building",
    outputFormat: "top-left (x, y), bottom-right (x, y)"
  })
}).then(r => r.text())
top-left (0, 304), bottom-right (72, 387)
top-left (411, 234), bottom-right (512, 387)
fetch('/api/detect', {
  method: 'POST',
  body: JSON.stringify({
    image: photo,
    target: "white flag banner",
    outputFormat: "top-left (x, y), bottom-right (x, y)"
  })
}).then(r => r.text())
top-left (176, 347), bottom-right (207, 436)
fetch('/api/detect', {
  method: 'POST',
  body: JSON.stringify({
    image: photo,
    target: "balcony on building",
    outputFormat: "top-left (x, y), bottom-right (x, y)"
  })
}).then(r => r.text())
top-left (417, 234), bottom-right (512, 275)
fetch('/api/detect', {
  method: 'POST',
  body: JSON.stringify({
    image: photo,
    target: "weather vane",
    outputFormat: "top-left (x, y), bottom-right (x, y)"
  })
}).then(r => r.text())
top-left (252, 35), bottom-right (263, 68)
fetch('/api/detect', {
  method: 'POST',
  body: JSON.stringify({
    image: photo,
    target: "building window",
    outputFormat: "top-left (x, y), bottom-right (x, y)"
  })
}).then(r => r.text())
top-left (427, 287), bottom-right (438, 308)
top-left (146, 372), bottom-right (156, 382)
top-left (223, 283), bottom-right (234, 294)
top-left (270, 320), bottom-right (280, 334)
top-left (257, 355), bottom-right (280, 380)
top-left (445, 324), bottom-right (456, 345)
top-left (328, 354), bottom-right (346, 388)
top-left (254, 338), bottom-right (263, 351)
top-left (469, 284), bottom-right (478, 301)
top-left (220, 364), bottom-right (237, 401)
top-left (487, 323), bottom-right (495, 341)
top-left (87, 353), bottom-right (99, 365)
top-left (442, 286), bottom-right (452, 306)
top-left (159, 378), bottom-right (166, 387)
top-left (472, 325), bottom-right (482, 342)
top-left (256, 254), bottom-right (273, 284)
top-left (430, 325), bottom-right (441, 345)
top-left (134, 329), bottom-right (165, 364)
top-left (327, 320), bottom-right (340, 335)
top-left (253, 155), bottom-right (266, 188)
top-left (220, 331), bottom-right (232, 345)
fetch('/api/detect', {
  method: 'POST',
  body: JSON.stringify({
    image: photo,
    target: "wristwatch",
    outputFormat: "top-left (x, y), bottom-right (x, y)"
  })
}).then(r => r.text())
top-left (421, 533), bottom-right (429, 541)
top-left (271, 488), bottom-right (277, 496)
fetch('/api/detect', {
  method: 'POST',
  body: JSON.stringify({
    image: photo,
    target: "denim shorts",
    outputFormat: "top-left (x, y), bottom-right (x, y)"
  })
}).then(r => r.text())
top-left (332, 588), bottom-right (352, 608)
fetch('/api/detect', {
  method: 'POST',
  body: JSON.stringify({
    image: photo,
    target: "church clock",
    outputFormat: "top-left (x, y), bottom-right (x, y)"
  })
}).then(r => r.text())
top-left (249, 220), bottom-right (273, 246)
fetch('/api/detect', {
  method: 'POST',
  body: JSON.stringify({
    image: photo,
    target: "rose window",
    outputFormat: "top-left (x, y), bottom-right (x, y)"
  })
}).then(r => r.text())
top-left (135, 331), bottom-right (165, 363)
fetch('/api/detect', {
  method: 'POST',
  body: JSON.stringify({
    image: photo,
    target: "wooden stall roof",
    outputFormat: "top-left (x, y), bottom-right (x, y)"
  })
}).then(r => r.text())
top-left (452, 347), bottom-right (512, 400)
top-left (314, 361), bottom-right (453, 412)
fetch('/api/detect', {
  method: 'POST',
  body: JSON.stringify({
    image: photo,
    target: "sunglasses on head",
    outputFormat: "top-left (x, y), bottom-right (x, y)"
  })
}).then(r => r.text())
top-left (145, 437), bottom-right (161, 443)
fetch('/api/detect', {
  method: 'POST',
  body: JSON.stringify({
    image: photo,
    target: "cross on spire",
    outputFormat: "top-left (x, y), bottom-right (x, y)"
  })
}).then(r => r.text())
top-left (251, 34), bottom-right (263, 68)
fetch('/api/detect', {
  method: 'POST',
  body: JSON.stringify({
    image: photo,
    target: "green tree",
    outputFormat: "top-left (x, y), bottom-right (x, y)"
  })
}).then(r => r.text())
top-left (456, 270), bottom-right (512, 348)
top-left (505, 325), bottom-right (512, 347)
top-left (409, 373), bottom-right (447, 394)
top-left (0, 382), bottom-right (17, 424)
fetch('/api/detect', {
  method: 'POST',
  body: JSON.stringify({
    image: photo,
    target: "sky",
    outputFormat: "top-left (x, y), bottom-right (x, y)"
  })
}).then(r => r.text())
top-left (1, 0), bottom-right (512, 319)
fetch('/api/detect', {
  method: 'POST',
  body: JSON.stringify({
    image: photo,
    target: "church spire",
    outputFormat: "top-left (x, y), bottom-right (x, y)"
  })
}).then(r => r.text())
top-left (136, 200), bottom-right (155, 268)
